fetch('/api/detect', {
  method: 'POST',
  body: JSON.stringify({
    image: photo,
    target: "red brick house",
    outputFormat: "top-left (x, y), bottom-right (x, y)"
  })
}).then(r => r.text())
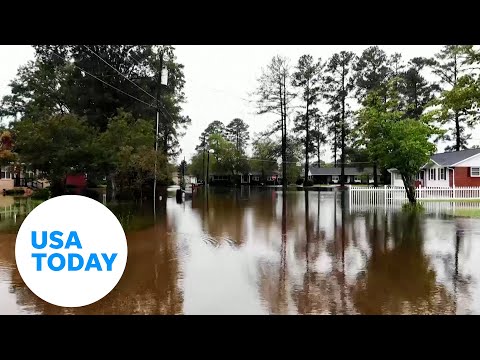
top-left (389, 149), bottom-right (480, 188)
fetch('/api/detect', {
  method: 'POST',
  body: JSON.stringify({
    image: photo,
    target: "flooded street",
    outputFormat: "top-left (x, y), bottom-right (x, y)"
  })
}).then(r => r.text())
top-left (1, 188), bottom-right (480, 314)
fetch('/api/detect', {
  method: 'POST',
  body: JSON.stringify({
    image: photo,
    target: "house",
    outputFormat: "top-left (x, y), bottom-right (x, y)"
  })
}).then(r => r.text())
top-left (241, 171), bottom-right (280, 185)
top-left (173, 171), bottom-right (197, 186)
top-left (0, 165), bottom-right (14, 191)
top-left (208, 171), bottom-right (281, 185)
top-left (303, 166), bottom-right (380, 185)
top-left (388, 148), bottom-right (480, 188)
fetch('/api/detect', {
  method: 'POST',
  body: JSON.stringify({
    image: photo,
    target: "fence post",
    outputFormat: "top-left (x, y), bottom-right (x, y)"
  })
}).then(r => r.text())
top-left (348, 185), bottom-right (352, 210)
top-left (384, 185), bottom-right (387, 208)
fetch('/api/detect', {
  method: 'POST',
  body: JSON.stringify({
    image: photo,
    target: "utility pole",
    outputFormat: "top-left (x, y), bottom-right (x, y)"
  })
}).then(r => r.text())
top-left (154, 47), bottom-right (164, 214)
top-left (202, 134), bottom-right (206, 184)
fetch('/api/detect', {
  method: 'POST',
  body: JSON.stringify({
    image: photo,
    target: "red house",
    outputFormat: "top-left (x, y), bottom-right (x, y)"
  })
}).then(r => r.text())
top-left (389, 149), bottom-right (480, 188)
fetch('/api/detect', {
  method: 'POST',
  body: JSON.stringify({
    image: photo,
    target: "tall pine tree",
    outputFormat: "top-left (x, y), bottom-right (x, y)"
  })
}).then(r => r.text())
top-left (292, 55), bottom-right (324, 183)
top-left (325, 51), bottom-right (357, 186)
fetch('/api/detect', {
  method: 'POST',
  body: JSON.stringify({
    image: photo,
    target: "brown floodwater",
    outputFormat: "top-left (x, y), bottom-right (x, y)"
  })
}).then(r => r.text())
top-left (0, 188), bottom-right (480, 315)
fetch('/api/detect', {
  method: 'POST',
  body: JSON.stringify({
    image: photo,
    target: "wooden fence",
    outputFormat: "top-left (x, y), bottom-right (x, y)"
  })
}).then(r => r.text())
top-left (349, 185), bottom-right (480, 209)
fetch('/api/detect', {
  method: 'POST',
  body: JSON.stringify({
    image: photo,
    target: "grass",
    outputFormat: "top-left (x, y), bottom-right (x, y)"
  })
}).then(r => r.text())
top-left (450, 209), bottom-right (480, 218)
top-left (420, 199), bottom-right (480, 203)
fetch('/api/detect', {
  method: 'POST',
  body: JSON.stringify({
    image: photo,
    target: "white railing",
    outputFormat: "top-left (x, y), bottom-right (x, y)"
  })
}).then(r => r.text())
top-left (349, 185), bottom-right (480, 208)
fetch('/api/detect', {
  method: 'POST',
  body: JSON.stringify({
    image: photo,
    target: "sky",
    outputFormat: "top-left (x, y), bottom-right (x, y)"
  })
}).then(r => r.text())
top-left (1, 45), bottom-right (479, 162)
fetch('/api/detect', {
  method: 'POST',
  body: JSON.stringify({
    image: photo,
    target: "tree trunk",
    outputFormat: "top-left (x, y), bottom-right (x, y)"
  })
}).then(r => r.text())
top-left (317, 134), bottom-right (321, 167)
top-left (401, 173), bottom-right (416, 204)
top-left (281, 74), bottom-right (287, 190)
top-left (109, 174), bottom-right (117, 201)
top-left (455, 111), bottom-right (460, 151)
top-left (304, 101), bottom-right (310, 185)
top-left (340, 93), bottom-right (346, 187)
top-left (373, 162), bottom-right (378, 188)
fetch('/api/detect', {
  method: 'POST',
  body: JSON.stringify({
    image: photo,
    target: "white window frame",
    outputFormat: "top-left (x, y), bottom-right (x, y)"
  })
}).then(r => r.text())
top-left (429, 168), bottom-right (436, 180)
top-left (252, 176), bottom-right (259, 181)
top-left (471, 167), bottom-right (480, 177)
top-left (0, 166), bottom-right (12, 180)
top-left (332, 175), bottom-right (339, 181)
top-left (439, 168), bottom-right (446, 180)
top-left (395, 172), bottom-right (402, 180)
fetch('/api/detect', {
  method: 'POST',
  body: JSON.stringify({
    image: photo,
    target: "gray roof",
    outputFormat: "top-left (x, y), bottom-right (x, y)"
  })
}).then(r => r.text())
top-left (309, 167), bottom-right (374, 176)
top-left (430, 149), bottom-right (480, 166)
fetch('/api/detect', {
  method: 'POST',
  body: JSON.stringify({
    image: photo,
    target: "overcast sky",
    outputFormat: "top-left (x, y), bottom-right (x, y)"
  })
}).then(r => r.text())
top-left (2, 45), bottom-right (479, 162)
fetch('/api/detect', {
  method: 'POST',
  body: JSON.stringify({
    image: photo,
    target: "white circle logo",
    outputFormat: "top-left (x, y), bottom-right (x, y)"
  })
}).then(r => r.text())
top-left (15, 195), bottom-right (128, 308)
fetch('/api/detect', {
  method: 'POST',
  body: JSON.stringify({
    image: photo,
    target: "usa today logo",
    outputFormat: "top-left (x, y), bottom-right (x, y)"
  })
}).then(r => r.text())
top-left (15, 195), bottom-right (128, 308)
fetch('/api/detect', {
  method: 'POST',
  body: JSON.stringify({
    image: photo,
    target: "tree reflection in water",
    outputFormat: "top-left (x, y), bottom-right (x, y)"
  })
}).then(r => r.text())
top-left (0, 188), bottom-right (477, 314)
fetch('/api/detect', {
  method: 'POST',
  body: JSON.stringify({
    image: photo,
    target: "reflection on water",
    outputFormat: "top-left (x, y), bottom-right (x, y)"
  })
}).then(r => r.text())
top-left (0, 188), bottom-right (479, 314)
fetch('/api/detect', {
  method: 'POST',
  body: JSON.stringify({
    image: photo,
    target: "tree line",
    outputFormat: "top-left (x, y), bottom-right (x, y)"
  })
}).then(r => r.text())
top-left (189, 46), bottom-right (480, 202)
top-left (0, 45), bottom-right (189, 199)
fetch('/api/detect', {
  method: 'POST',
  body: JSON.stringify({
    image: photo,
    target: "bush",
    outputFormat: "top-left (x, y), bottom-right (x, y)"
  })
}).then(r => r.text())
top-left (402, 202), bottom-right (425, 213)
top-left (80, 188), bottom-right (101, 201)
top-left (304, 179), bottom-right (314, 187)
top-left (4, 188), bottom-right (25, 196)
top-left (86, 179), bottom-right (98, 188)
top-left (296, 178), bottom-right (304, 185)
top-left (31, 188), bottom-right (50, 200)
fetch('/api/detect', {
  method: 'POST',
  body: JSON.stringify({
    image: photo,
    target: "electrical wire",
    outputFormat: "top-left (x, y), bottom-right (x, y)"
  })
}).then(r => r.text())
top-left (51, 51), bottom-right (156, 109)
top-left (84, 45), bottom-right (177, 124)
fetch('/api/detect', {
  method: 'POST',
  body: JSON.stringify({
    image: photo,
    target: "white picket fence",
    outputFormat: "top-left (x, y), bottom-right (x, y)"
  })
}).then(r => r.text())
top-left (349, 185), bottom-right (480, 208)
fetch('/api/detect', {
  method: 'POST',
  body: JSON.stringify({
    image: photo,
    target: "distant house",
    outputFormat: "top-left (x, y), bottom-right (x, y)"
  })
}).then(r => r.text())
top-left (209, 171), bottom-right (280, 185)
top-left (173, 171), bottom-right (197, 185)
top-left (388, 148), bottom-right (480, 188)
top-left (303, 166), bottom-right (380, 185)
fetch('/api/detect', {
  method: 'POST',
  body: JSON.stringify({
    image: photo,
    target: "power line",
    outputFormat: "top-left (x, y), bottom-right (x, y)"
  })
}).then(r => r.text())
top-left (84, 45), bottom-right (177, 126)
top-left (84, 45), bottom-right (157, 102)
top-left (51, 52), bottom-right (156, 109)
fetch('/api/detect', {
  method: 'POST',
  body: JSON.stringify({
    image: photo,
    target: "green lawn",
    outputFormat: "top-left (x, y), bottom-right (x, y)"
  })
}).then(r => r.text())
top-left (420, 199), bottom-right (480, 203)
top-left (450, 209), bottom-right (480, 218)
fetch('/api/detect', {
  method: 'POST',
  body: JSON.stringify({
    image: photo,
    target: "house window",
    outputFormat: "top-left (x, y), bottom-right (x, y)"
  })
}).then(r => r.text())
top-left (252, 176), bottom-right (259, 181)
top-left (471, 167), bottom-right (480, 177)
top-left (395, 172), bottom-right (402, 180)
top-left (429, 168), bottom-right (436, 180)
top-left (0, 166), bottom-right (11, 179)
top-left (332, 176), bottom-right (339, 182)
top-left (439, 168), bottom-right (446, 180)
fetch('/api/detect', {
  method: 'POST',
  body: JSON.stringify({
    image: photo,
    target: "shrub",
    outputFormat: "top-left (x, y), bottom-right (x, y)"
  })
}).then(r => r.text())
top-left (4, 188), bottom-right (25, 196)
top-left (402, 202), bottom-right (425, 213)
top-left (296, 178), bottom-right (304, 185)
top-left (80, 188), bottom-right (100, 200)
top-left (304, 179), bottom-right (314, 187)
top-left (31, 188), bottom-right (50, 200)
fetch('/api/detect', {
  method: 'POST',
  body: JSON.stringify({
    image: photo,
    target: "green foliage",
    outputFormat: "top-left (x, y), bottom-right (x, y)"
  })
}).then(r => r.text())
top-left (1, 45), bottom-right (189, 157)
top-left (402, 202), bottom-right (425, 213)
top-left (208, 133), bottom-right (249, 176)
top-left (292, 55), bottom-right (325, 176)
top-left (196, 120), bottom-right (226, 151)
top-left (304, 179), bottom-right (314, 187)
top-left (324, 51), bottom-right (357, 184)
top-left (358, 85), bottom-right (442, 203)
top-left (427, 45), bottom-right (479, 151)
top-left (250, 136), bottom-right (278, 175)
top-left (4, 188), bottom-right (25, 195)
top-left (226, 118), bottom-right (249, 153)
top-left (13, 113), bottom-right (96, 181)
top-left (31, 188), bottom-right (50, 200)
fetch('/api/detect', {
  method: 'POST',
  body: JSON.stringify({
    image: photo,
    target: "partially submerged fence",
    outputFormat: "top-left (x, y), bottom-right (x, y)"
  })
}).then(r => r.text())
top-left (349, 185), bottom-right (480, 209)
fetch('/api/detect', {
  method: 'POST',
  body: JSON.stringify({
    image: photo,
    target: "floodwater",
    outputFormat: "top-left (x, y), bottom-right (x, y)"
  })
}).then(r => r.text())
top-left (1, 188), bottom-right (480, 315)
